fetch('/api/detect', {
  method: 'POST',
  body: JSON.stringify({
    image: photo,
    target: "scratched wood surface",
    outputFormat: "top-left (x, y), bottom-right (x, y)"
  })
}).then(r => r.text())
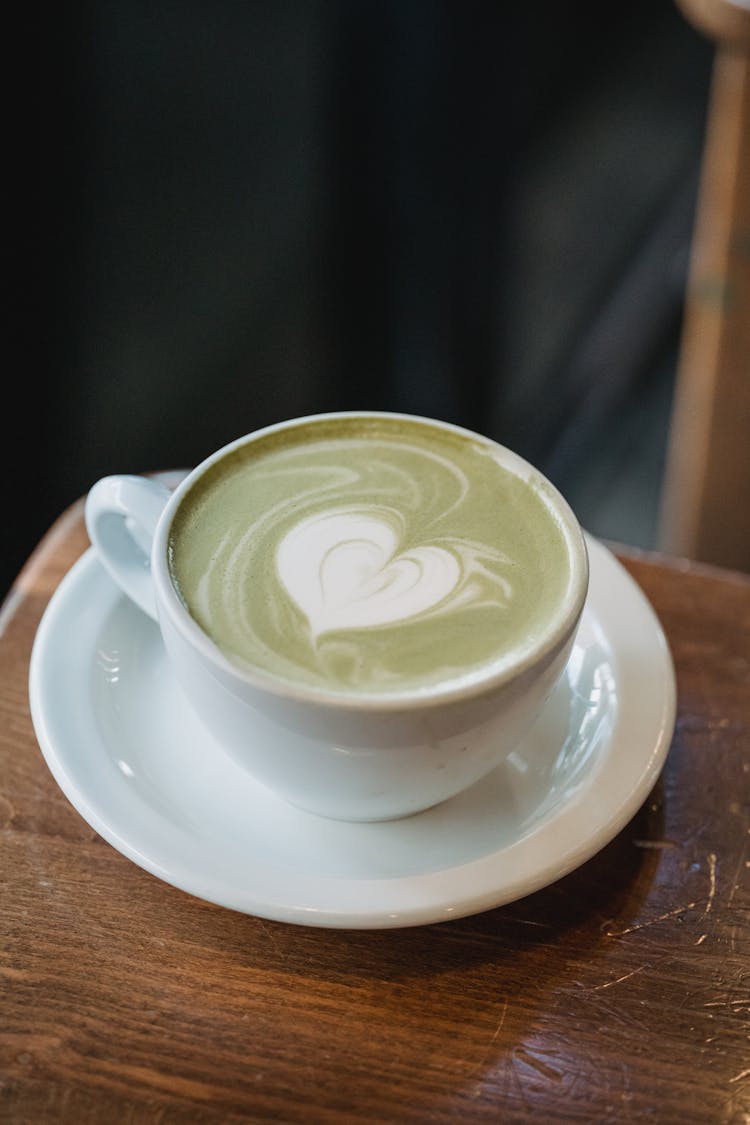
top-left (1, 503), bottom-right (748, 1124)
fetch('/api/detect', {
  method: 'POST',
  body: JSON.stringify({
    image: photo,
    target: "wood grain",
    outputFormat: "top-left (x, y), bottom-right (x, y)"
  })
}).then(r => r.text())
top-left (1, 506), bottom-right (749, 1124)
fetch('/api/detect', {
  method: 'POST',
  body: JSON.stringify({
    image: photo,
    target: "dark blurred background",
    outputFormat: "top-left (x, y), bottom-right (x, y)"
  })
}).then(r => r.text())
top-left (17, 0), bottom-right (712, 603)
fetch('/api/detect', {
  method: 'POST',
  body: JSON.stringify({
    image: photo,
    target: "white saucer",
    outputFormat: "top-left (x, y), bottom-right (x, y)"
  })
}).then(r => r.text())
top-left (29, 535), bottom-right (675, 929)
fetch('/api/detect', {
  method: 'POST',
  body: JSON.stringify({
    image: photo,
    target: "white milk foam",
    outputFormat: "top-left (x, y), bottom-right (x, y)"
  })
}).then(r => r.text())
top-left (276, 509), bottom-right (466, 638)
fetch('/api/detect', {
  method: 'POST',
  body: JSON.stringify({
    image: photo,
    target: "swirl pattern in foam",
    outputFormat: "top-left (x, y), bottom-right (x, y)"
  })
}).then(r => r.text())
top-left (167, 416), bottom-right (572, 695)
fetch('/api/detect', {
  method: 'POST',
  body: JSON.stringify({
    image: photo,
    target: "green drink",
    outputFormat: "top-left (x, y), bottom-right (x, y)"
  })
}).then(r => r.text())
top-left (168, 414), bottom-right (573, 696)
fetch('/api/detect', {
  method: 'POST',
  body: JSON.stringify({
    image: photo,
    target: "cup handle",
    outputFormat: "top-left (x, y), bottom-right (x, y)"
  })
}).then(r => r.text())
top-left (85, 475), bottom-right (172, 620)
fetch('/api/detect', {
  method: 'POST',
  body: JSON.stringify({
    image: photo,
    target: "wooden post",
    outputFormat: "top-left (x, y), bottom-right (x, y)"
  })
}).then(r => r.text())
top-left (659, 1), bottom-right (750, 570)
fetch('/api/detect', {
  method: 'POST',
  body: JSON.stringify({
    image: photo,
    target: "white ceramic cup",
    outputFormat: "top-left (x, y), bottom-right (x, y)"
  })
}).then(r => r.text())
top-left (85, 412), bottom-right (589, 821)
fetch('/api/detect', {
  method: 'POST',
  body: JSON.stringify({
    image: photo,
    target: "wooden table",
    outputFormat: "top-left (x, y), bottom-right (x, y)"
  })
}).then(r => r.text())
top-left (2, 501), bottom-right (748, 1124)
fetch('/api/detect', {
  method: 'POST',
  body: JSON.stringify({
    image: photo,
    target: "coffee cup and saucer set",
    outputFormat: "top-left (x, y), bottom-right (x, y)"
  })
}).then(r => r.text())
top-left (29, 413), bottom-right (676, 929)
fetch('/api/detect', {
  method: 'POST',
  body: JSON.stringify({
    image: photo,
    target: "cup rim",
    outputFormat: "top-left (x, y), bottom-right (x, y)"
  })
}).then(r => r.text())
top-left (151, 411), bottom-right (590, 713)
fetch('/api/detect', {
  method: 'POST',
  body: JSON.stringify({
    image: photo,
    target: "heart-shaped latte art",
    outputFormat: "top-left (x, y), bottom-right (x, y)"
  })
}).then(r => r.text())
top-left (276, 510), bottom-right (461, 638)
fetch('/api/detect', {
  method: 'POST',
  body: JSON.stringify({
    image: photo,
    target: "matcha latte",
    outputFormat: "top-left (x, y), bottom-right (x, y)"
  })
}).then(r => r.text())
top-left (167, 416), bottom-right (573, 695)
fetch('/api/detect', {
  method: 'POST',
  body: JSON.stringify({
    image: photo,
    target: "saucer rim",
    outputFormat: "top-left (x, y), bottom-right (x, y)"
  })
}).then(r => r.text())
top-left (29, 535), bottom-right (676, 929)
